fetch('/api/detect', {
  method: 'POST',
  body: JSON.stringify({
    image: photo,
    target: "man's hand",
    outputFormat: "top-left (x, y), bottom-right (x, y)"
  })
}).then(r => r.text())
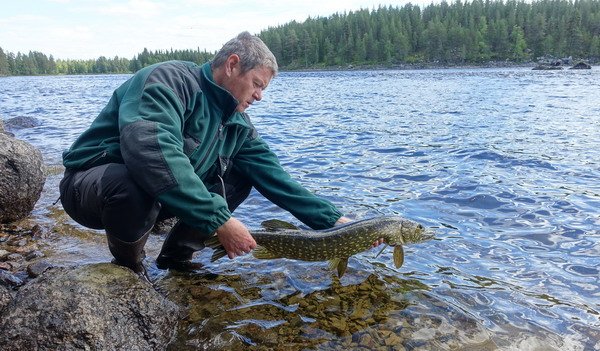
top-left (335, 216), bottom-right (352, 225)
top-left (216, 217), bottom-right (257, 259)
top-left (335, 216), bottom-right (384, 248)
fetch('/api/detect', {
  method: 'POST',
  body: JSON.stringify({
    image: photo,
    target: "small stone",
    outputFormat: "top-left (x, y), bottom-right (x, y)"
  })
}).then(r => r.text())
top-left (8, 238), bottom-right (28, 247)
top-left (0, 270), bottom-right (24, 287)
top-left (0, 249), bottom-right (9, 260)
top-left (0, 262), bottom-right (12, 271)
top-left (385, 332), bottom-right (403, 346)
top-left (5, 253), bottom-right (24, 263)
top-left (27, 260), bottom-right (53, 278)
top-left (25, 250), bottom-right (44, 260)
top-left (30, 225), bottom-right (44, 238)
top-left (14, 245), bottom-right (39, 256)
top-left (359, 333), bottom-right (375, 348)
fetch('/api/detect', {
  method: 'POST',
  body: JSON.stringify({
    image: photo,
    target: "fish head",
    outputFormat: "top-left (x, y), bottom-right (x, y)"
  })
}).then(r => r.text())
top-left (381, 216), bottom-right (434, 246)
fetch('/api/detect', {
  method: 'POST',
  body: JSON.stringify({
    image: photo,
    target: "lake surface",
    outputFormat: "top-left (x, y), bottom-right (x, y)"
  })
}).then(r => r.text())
top-left (1, 67), bottom-right (599, 350)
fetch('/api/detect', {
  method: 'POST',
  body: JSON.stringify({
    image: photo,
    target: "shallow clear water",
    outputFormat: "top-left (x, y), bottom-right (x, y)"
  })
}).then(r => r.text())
top-left (1, 67), bottom-right (599, 350)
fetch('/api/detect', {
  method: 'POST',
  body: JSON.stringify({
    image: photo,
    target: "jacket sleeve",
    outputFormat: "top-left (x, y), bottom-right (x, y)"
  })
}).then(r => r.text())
top-left (233, 134), bottom-right (343, 229)
top-left (117, 75), bottom-right (230, 235)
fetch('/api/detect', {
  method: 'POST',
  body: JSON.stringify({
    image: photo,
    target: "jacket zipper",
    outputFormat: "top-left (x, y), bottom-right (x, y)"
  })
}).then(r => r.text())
top-left (193, 123), bottom-right (223, 172)
top-left (87, 150), bottom-right (107, 167)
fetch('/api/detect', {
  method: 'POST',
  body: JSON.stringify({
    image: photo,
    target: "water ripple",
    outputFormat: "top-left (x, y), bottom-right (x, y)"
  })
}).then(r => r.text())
top-left (3, 67), bottom-right (600, 350)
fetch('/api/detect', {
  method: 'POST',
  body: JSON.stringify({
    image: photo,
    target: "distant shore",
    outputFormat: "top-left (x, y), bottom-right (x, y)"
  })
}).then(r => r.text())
top-left (0, 60), bottom-right (595, 78)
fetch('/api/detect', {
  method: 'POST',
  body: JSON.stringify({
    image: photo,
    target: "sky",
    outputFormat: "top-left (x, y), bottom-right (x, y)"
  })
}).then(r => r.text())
top-left (0, 0), bottom-right (433, 60)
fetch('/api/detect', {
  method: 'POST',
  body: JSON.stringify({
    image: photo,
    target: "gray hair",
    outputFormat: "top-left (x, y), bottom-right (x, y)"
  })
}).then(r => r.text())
top-left (211, 31), bottom-right (278, 76)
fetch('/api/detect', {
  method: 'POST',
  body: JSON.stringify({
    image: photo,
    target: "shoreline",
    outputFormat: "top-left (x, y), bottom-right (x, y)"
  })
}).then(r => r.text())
top-left (1, 60), bottom-right (596, 78)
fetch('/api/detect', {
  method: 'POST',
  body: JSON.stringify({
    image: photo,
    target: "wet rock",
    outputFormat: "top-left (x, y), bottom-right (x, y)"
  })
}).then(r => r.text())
top-left (0, 270), bottom-right (24, 287)
top-left (0, 132), bottom-right (46, 223)
top-left (7, 237), bottom-right (29, 248)
top-left (26, 259), bottom-right (52, 278)
top-left (25, 249), bottom-right (44, 261)
top-left (6, 253), bottom-right (24, 263)
top-left (570, 61), bottom-right (592, 69)
top-left (0, 263), bottom-right (181, 350)
top-left (4, 116), bottom-right (41, 130)
top-left (532, 64), bottom-right (563, 70)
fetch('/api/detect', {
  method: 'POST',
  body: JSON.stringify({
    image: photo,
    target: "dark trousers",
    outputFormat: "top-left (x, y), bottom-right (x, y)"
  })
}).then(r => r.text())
top-left (59, 163), bottom-right (251, 243)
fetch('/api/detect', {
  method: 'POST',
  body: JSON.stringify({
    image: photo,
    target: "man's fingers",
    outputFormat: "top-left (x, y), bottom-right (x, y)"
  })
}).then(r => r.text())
top-left (372, 238), bottom-right (385, 247)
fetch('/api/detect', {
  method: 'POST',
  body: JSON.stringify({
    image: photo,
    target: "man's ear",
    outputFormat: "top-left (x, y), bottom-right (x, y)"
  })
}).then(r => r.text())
top-left (225, 54), bottom-right (240, 76)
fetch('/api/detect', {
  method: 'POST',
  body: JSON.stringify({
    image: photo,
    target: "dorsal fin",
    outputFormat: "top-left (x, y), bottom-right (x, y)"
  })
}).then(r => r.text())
top-left (260, 219), bottom-right (300, 231)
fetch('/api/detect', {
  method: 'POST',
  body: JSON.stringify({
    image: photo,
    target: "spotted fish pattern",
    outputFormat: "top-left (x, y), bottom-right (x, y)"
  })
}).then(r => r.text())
top-left (206, 216), bottom-right (433, 277)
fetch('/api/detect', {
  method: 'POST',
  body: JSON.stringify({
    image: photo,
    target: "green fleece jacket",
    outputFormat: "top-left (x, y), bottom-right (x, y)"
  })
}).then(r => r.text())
top-left (62, 61), bottom-right (342, 234)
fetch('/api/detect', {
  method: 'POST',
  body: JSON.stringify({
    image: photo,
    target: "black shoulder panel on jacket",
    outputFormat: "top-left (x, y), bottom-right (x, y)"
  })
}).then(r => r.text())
top-left (145, 61), bottom-right (201, 111)
top-left (240, 113), bottom-right (259, 139)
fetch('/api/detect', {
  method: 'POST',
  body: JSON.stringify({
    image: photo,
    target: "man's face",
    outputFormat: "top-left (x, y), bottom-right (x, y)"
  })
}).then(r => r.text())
top-left (223, 64), bottom-right (273, 112)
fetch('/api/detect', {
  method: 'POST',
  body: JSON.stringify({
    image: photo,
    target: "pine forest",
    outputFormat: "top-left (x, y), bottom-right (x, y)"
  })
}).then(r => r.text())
top-left (0, 0), bottom-right (598, 76)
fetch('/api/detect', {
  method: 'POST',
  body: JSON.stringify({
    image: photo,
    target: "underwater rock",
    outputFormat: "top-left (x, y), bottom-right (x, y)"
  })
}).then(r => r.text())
top-left (532, 64), bottom-right (563, 70)
top-left (0, 263), bottom-right (181, 350)
top-left (0, 132), bottom-right (45, 223)
top-left (4, 117), bottom-right (41, 130)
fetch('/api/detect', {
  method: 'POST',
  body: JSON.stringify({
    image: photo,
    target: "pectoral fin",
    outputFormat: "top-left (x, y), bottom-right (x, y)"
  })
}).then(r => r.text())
top-left (252, 245), bottom-right (281, 259)
top-left (393, 245), bottom-right (405, 268)
top-left (328, 258), bottom-right (349, 278)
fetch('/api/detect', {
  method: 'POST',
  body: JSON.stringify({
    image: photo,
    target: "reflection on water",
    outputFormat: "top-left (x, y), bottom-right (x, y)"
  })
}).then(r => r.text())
top-left (1, 67), bottom-right (600, 350)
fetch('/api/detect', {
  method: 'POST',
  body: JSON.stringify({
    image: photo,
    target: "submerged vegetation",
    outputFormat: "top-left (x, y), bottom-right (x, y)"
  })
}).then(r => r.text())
top-left (0, 0), bottom-right (598, 76)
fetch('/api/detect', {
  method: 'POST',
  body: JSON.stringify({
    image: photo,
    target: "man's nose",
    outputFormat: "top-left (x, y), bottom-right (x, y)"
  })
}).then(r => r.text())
top-left (253, 89), bottom-right (262, 101)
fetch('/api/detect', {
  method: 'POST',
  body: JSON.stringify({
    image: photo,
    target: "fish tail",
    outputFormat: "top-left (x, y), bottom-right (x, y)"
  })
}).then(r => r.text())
top-left (205, 236), bottom-right (228, 262)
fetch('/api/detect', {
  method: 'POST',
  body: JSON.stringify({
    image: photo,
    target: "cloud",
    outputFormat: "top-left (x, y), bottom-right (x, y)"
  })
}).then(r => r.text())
top-left (94, 0), bottom-right (166, 18)
top-left (1, 0), bottom-right (433, 59)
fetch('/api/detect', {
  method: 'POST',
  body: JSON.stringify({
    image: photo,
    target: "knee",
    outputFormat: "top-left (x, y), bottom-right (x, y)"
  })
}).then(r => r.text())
top-left (100, 165), bottom-right (160, 240)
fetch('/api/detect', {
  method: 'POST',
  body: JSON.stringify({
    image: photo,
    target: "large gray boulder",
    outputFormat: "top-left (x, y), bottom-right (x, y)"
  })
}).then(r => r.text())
top-left (0, 284), bottom-right (13, 312)
top-left (0, 132), bottom-right (45, 223)
top-left (0, 263), bottom-right (181, 350)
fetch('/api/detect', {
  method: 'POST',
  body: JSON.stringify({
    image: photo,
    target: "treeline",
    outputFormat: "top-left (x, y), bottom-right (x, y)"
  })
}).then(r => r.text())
top-left (0, 47), bottom-right (214, 76)
top-left (2, 0), bottom-right (599, 76)
top-left (259, 0), bottom-right (600, 68)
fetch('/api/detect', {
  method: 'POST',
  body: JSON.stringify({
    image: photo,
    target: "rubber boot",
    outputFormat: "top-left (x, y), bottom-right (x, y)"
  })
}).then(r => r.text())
top-left (155, 220), bottom-right (207, 271)
top-left (106, 231), bottom-right (150, 280)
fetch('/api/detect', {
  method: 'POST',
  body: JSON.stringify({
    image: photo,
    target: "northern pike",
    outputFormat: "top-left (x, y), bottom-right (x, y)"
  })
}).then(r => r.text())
top-left (205, 216), bottom-right (433, 277)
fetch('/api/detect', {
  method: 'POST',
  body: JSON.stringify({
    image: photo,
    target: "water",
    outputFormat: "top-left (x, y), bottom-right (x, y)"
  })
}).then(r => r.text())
top-left (1, 67), bottom-right (599, 350)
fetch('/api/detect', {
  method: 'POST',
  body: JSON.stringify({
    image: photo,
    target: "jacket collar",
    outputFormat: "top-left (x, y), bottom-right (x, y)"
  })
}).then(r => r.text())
top-left (200, 62), bottom-right (238, 120)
